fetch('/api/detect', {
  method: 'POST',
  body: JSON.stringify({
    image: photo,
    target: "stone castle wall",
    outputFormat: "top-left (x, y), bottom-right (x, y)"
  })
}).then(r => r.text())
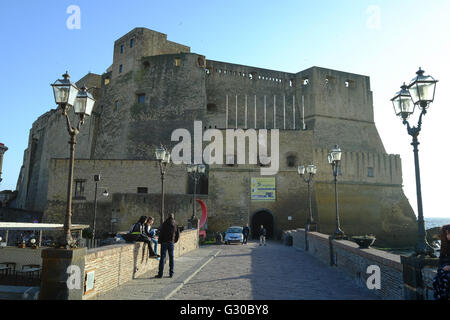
top-left (14, 28), bottom-right (417, 247)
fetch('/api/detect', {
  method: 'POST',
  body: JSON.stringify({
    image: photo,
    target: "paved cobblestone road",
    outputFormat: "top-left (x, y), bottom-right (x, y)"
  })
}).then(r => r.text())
top-left (171, 241), bottom-right (377, 300)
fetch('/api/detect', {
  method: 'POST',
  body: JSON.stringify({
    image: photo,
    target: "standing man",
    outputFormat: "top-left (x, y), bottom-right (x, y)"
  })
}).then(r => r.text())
top-left (155, 213), bottom-right (180, 278)
top-left (259, 225), bottom-right (267, 246)
top-left (242, 224), bottom-right (250, 245)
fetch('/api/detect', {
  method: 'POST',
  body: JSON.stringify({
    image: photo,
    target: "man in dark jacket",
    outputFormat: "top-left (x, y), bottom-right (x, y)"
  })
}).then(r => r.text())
top-left (242, 224), bottom-right (250, 244)
top-left (155, 213), bottom-right (180, 278)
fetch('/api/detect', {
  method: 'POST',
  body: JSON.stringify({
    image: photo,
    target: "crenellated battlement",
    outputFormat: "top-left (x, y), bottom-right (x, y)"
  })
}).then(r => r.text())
top-left (313, 148), bottom-right (402, 186)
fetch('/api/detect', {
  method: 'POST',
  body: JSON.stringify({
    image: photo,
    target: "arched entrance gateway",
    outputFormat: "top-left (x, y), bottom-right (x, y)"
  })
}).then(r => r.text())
top-left (251, 210), bottom-right (274, 239)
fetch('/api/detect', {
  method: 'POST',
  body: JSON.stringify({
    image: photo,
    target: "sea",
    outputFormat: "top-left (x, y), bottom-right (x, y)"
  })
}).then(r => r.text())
top-left (374, 217), bottom-right (450, 255)
top-left (425, 217), bottom-right (450, 230)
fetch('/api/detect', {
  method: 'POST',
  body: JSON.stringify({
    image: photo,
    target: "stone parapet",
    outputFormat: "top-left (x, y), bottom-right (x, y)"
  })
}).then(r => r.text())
top-left (83, 229), bottom-right (198, 299)
top-left (290, 229), bottom-right (410, 300)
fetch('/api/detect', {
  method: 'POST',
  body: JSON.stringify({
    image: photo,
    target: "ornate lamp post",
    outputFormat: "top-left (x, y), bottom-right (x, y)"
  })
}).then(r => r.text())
top-left (187, 164), bottom-right (206, 228)
top-left (391, 68), bottom-right (438, 257)
top-left (328, 145), bottom-right (345, 240)
top-left (155, 146), bottom-right (171, 224)
top-left (51, 72), bottom-right (95, 248)
top-left (298, 164), bottom-right (318, 232)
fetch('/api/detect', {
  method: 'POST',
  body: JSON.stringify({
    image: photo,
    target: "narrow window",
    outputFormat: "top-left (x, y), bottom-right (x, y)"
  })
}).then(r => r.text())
top-left (207, 103), bottom-right (217, 113)
top-left (104, 77), bottom-right (110, 85)
top-left (368, 167), bottom-right (374, 177)
top-left (174, 58), bottom-right (181, 67)
top-left (115, 100), bottom-right (119, 111)
top-left (326, 75), bottom-right (336, 85)
top-left (119, 65), bottom-right (123, 73)
top-left (286, 155), bottom-right (297, 167)
top-left (130, 38), bottom-right (134, 48)
top-left (120, 44), bottom-right (124, 54)
top-left (345, 80), bottom-right (355, 88)
top-left (74, 180), bottom-right (86, 199)
top-left (137, 187), bottom-right (148, 194)
top-left (137, 94), bottom-right (145, 104)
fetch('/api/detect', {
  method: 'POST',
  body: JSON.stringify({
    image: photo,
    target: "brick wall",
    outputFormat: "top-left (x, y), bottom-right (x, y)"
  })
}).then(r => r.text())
top-left (331, 239), bottom-right (403, 300)
top-left (307, 232), bottom-right (332, 266)
top-left (82, 229), bottom-right (198, 300)
top-left (291, 229), bottom-right (404, 300)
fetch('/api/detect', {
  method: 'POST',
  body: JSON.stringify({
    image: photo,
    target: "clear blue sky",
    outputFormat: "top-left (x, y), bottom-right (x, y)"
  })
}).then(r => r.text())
top-left (1, 1), bottom-right (449, 217)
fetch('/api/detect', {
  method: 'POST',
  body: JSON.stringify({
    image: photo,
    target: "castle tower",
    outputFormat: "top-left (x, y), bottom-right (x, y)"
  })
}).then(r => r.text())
top-left (0, 143), bottom-right (7, 183)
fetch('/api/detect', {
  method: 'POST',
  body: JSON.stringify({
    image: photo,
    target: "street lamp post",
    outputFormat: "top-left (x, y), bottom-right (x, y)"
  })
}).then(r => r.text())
top-left (155, 146), bottom-right (171, 225)
top-left (328, 145), bottom-right (345, 240)
top-left (298, 164), bottom-right (318, 232)
top-left (92, 174), bottom-right (109, 240)
top-left (391, 68), bottom-right (438, 257)
top-left (51, 72), bottom-right (95, 249)
top-left (187, 164), bottom-right (206, 228)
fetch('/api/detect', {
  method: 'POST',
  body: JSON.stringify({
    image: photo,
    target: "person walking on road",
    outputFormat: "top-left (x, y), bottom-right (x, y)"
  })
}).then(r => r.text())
top-left (155, 213), bottom-right (180, 278)
top-left (242, 224), bottom-right (250, 244)
top-left (259, 225), bottom-right (267, 246)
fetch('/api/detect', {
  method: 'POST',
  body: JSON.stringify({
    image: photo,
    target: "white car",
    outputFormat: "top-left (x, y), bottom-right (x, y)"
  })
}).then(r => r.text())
top-left (224, 226), bottom-right (244, 244)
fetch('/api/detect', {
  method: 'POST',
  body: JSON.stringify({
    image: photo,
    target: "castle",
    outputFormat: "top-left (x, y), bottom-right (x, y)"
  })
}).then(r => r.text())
top-left (13, 28), bottom-right (417, 246)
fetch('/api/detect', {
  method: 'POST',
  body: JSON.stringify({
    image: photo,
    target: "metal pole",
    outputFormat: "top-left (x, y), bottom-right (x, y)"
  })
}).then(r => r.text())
top-left (411, 135), bottom-right (434, 255)
top-left (63, 131), bottom-right (76, 248)
top-left (39, 230), bottom-right (42, 247)
top-left (160, 161), bottom-right (166, 225)
top-left (403, 111), bottom-right (434, 256)
top-left (92, 181), bottom-right (98, 240)
top-left (333, 163), bottom-right (344, 239)
top-left (192, 174), bottom-right (197, 220)
top-left (307, 178), bottom-right (313, 226)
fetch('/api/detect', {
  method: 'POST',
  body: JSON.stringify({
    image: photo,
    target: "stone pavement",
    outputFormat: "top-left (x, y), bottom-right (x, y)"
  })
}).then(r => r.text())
top-left (97, 240), bottom-right (377, 300)
top-left (171, 241), bottom-right (378, 300)
top-left (96, 246), bottom-right (221, 300)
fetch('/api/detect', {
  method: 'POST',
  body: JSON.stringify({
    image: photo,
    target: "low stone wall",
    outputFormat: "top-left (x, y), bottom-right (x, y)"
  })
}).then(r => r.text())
top-left (422, 267), bottom-right (437, 300)
top-left (0, 247), bottom-right (44, 270)
top-left (83, 229), bottom-right (198, 300)
top-left (331, 239), bottom-right (403, 300)
top-left (291, 229), bottom-right (404, 300)
top-left (307, 232), bottom-right (332, 266)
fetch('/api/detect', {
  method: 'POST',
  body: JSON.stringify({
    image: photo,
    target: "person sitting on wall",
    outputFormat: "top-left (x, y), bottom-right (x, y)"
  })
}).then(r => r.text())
top-left (129, 216), bottom-right (159, 258)
top-left (433, 224), bottom-right (450, 300)
top-left (145, 217), bottom-right (159, 260)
